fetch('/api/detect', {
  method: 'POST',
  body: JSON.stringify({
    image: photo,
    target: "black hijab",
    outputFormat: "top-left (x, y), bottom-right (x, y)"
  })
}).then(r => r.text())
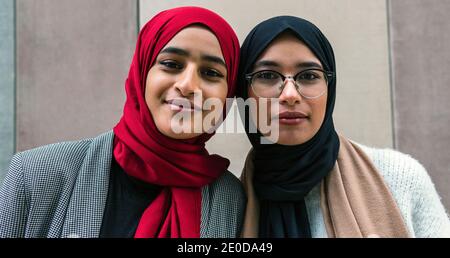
top-left (237, 16), bottom-right (340, 238)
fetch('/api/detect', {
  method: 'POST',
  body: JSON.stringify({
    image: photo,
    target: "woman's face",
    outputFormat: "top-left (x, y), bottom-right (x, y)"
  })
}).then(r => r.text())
top-left (248, 33), bottom-right (328, 145)
top-left (145, 26), bottom-right (228, 139)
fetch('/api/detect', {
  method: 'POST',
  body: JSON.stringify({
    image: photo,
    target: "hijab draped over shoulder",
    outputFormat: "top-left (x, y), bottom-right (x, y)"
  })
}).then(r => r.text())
top-left (113, 6), bottom-right (240, 238)
top-left (238, 16), bottom-right (409, 238)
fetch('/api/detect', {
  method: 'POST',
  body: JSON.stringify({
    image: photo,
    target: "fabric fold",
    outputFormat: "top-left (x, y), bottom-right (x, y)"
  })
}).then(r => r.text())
top-left (113, 6), bottom-right (240, 238)
top-left (241, 135), bottom-right (410, 238)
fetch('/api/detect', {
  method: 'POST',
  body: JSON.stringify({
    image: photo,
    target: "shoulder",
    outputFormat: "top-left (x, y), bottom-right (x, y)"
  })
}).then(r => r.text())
top-left (205, 171), bottom-right (246, 203)
top-left (7, 131), bottom-right (114, 192)
top-left (201, 171), bottom-right (246, 237)
top-left (353, 141), bottom-right (429, 192)
top-left (15, 137), bottom-right (93, 182)
top-left (352, 141), bottom-right (450, 237)
top-left (18, 138), bottom-right (92, 171)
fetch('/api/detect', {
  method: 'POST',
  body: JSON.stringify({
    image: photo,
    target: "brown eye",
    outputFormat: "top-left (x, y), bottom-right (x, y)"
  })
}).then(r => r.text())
top-left (299, 72), bottom-right (319, 80)
top-left (159, 60), bottom-right (183, 70)
top-left (297, 71), bottom-right (321, 84)
top-left (201, 68), bottom-right (224, 79)
top-left (255, 71), bottom-right (280, 81)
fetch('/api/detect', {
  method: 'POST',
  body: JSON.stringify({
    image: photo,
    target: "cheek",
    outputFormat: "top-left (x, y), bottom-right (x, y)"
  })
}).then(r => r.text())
top-left (310, 95), bottom-right (327, 129)
top-left (144, 70), bottom-right (169, 112)
top-left (246, 90), bottom-right (274, 132)
top-left (213, 83), bottom-right (228, 101)
top-left (203, 83), bottom-right (228, 109)
top-left (246, 93), bottom-right (258, 118)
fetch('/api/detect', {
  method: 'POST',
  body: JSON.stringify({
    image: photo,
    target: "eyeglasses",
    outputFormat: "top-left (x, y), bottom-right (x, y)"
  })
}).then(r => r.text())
top-left (245, 68), bottom-right (334, 99)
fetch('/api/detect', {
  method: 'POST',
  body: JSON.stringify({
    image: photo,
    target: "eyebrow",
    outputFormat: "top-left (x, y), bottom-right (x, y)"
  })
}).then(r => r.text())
top-left (160, 47), bottom-right (226, 68)
top-left (201, 55), bottom-right (226, 68)
top-left (160, 47), bottom-right (189, 57)
top-left (253, 60), bottom-right (323, 70)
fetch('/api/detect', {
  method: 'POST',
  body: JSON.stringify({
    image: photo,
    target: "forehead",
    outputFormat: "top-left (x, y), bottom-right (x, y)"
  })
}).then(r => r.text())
top-left (256, 33), bottom-right (321, 65)
top-left (162, 26), bottom-right (224, 58)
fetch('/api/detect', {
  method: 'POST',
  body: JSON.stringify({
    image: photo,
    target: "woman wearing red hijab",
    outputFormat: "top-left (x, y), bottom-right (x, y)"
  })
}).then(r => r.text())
top-left (0, 7), bottom-right (244, 238)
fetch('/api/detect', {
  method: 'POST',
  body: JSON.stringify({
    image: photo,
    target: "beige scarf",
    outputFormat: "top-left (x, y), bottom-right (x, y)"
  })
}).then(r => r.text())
top-left (241, 135), bottom-right (410, 238)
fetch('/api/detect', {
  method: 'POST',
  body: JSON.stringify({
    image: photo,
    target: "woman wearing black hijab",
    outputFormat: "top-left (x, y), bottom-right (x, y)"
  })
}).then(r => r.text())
top-left (237, 16), bottom-right (450, 238)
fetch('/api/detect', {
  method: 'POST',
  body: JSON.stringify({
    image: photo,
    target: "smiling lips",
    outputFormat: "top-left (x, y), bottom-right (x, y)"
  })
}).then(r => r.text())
top-left (276, 111), bottom-right (309, 125)
top-left (165, 98), bottom-right (203, 112)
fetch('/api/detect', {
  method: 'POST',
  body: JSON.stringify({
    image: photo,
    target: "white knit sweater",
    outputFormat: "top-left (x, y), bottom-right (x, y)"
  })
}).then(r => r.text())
top-left (304, 142), bottom-right (450, 238)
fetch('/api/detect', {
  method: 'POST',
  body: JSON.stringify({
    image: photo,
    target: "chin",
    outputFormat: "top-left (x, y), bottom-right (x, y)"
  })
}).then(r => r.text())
top-left (276, 131), bottom-right (311, 146)
top-left (168, 133), bottom-right (199, 140)
top-left (159, 129), bottom-right (201, 140)
top-left (277, 139), bottom-right (305, 146)
top-left (157, 120), bottom-right (203, 140)
top-left (161, 125), bottom-right (200, 139)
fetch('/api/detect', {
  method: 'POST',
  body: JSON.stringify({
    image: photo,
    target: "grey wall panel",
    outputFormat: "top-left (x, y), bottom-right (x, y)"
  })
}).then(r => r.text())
top-left (390, 0), bottom-right (450, 210)
top-left (140, 0), bottom-right (393, 176)
top-left (0, 0), bottom-right (15, 182)
top-left (16, 0), bottom-right (137, 151)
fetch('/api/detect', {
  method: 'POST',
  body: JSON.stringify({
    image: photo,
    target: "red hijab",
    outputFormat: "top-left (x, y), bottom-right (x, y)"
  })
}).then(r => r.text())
top-left (112, 7), bottom-right (239, 238)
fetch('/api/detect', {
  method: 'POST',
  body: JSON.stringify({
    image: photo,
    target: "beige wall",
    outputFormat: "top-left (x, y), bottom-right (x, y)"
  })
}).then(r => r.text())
top-left (139, 0), bottom-right (393, 175)
top-left (16, 0), bottom-right (137, 151)
top-left (0, 0), bottom-right (15, 181)
top-left (389, 0), bottom-right (450, 212)
top-left (2, 0), bottom-right (449, 210)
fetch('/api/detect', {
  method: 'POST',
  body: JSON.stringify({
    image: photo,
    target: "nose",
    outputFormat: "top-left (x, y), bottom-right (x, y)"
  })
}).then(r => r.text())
top-left (174, 64), bottom-right (201, 97)
top-left (278, 79), bottom-right (302, 106)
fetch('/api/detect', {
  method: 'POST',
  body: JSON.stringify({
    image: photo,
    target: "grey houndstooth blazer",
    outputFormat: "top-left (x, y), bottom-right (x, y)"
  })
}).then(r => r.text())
top-left (0, 131), bottom-right (245, 238)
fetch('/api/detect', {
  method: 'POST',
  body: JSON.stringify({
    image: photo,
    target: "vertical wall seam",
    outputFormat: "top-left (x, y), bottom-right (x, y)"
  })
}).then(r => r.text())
top-left (386, 0), bottom-right (397, 149)
top-left (13, 0), bottom-right (17, 153)
top-left (136, 0), bottom-right (140, 34)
